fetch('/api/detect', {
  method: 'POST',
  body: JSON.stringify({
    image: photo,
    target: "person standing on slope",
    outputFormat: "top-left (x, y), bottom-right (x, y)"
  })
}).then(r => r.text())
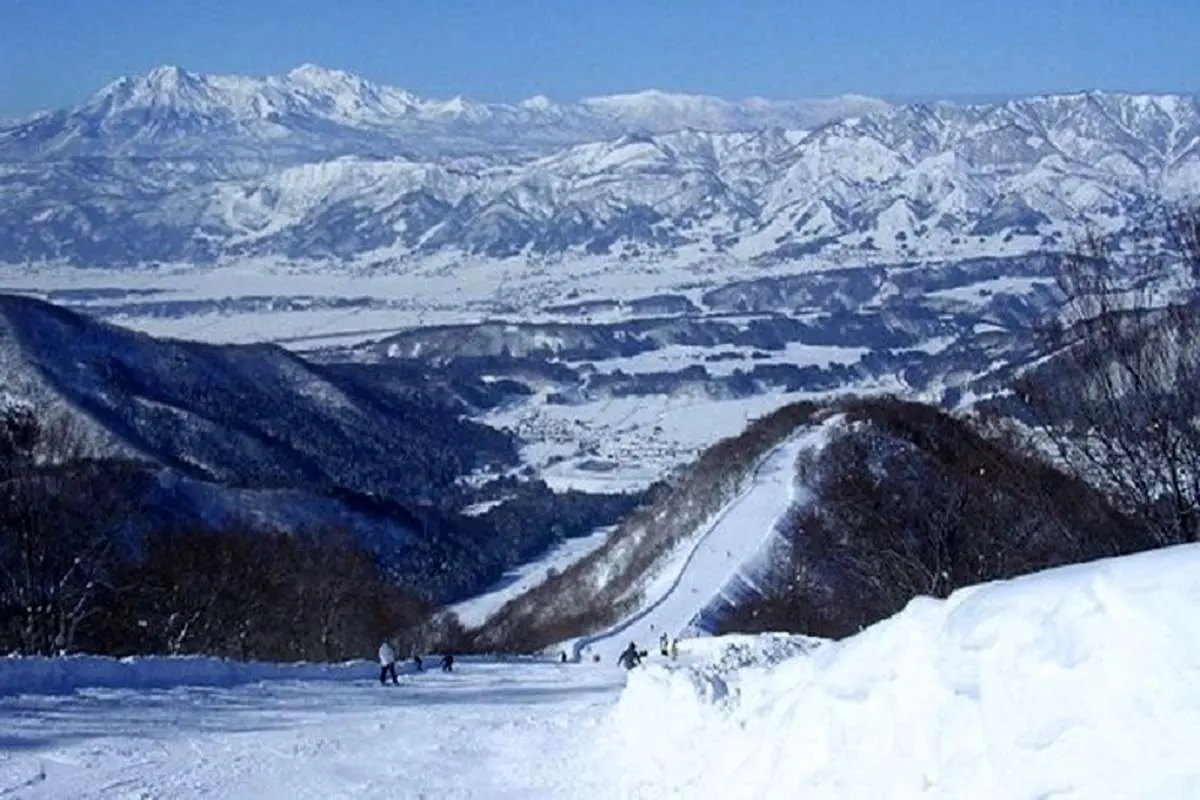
top-left (379, 640), bottom-right (399, 685)
top-left (659, 631), bottom-right (669, 657)
top-left (618, 641), bottom-right (643, 670)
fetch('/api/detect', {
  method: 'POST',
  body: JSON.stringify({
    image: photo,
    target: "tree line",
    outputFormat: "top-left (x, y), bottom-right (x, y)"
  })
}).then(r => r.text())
top-left (718, 207), bottom-right (1200, 639)
top-left (0, 405), bottom-right (440, 660)
top-left (475, 399), bottom-right (821, 653)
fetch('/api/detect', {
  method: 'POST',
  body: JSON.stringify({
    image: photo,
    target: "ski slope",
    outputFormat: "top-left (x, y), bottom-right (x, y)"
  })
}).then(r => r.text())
top-left (571, 423), bottom-right (830, 665)
top-left (0, 657), bottom-right (622, 799)
top-left (3, 544), bottom-right (1200, 797)
top-left (450, 526), bottom-right (612, 629)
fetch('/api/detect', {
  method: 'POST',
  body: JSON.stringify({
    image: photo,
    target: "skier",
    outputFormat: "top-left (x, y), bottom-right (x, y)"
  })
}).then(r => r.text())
top-left (440, 652), bottom-right (455, 672)
top-left (670, 638), bottom-right (679, 661)
top-left (659, 631), bottom-right (669, 657)
top-left (617, 641), bottom-right (643, 670)
top-left (378, 640), bottom-right (399, 685)
top-left (412, 653), bottom-right (424, 672)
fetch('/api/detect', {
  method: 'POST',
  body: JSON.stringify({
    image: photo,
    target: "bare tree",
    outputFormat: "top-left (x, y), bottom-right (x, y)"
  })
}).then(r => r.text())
top-left (717, 398), bottom-right (1148, 640)
top-left (1017, 208), bottom-right (1200, 545)
top-left (0, 405), bottom-right (138, 655)
top-left (97, 521), bottom-right (434, 662)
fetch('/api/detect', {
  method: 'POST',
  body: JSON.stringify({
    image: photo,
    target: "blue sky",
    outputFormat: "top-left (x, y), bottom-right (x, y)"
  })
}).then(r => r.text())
top-left (2, 0), bottom-right (1197, 115)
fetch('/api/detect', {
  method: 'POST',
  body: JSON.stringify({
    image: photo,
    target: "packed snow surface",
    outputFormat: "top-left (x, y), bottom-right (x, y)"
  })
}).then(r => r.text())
top-left (570, 423), bottom-right (827, 665)
top-left (606, 543), bottom-right (1200, 799)
top-left (0, 656), bottom-right (621, 798)
top-left (3, 544), bottom-right (1200, 796)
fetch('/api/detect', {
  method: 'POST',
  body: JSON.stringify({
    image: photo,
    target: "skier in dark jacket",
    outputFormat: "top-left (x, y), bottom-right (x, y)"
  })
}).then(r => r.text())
top-left (617, 641), bottom-right (643, 670)
top-left (440, 652), bottom-right (455, 672)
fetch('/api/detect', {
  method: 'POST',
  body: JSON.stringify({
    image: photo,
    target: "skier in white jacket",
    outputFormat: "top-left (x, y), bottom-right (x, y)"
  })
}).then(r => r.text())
top-left (378, 640), bottom-right (399, 685)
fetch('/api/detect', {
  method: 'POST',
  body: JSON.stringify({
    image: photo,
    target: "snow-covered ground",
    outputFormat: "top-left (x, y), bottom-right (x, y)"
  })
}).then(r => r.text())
top-left (0, 657), bottom-right (621, 798)
top-left (607, 543), bottom-right (1200, 798)
top-left (4, 543), bottom-right (1200, 798)
top-left (0, 263), bottom-right (887, 494)
top-left (449, 526), bottom-right (613, 629)
top-left (454, 415), bottom-right (828, 633)
top-left (485, 389), bottom-right (825, 494)
top-left (569, 423), bottom-right (829, 664)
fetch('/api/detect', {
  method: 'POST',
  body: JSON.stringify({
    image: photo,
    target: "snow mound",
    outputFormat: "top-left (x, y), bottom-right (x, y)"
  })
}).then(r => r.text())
top-left (0, 654), bottom-right (379, 697)
top-left (604, 544), bottom-right (1200, 798)
top-left (676, 632), bottom-right (825, 671)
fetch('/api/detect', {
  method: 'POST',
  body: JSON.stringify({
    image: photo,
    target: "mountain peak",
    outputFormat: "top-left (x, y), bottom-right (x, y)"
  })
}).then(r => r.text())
top-left (91, 64), bottom-right (210, 109)
top-left (144, 64), bottom-right (190, 84)
top-left (519, 95), bottom-right (556, 112)
top-left (285, 63), bottom-right (360, 88)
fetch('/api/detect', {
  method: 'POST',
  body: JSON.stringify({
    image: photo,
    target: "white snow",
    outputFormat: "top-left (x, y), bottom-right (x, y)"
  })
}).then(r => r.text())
top-left (569, 423), bottom-right (830, 664)
top-left (0, 654), bottom-right (375, 697)
top-left (487, 389), bottom-right (826, 494)
top-left (3, 492), bottom-right (1200, 796)
top-left (450, 526), bottom-right (614, 629)
top-left (593, 341), bottom-right (867, 377)
top-left (0, 657), bottom-right (621, 798)
top-left (605, 542), bottom-right (1200, 799)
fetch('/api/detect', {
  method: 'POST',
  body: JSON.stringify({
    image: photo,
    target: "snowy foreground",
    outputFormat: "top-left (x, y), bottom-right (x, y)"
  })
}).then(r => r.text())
top-left (614, 543), bottom-right (1200, 798)
top-left (0, 658), bottom-right (621, 799)
top-left (4, 544), bottom-right (1200, 798)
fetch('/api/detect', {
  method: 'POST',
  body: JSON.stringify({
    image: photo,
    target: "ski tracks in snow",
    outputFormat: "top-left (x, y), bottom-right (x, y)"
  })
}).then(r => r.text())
top-left (572, 423), bottom-right (829, 664)
top-left (0, 666), bottom-right (622, 799)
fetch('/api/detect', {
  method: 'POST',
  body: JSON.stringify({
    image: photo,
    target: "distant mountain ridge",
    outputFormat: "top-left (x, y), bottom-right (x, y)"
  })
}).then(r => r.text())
top-left (0, 66), bottom-right (1197, 269)
top-left (0, 64), bottom-right (888, 160)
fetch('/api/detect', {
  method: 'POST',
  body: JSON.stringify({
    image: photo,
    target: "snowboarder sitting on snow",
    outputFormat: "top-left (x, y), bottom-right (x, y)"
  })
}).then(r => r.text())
top-left (379, 640), bottom-right (399, 685)
top-left (618, 641), bottom-right (644, 670)
top-left (440, 653), bottom-right (455, 672)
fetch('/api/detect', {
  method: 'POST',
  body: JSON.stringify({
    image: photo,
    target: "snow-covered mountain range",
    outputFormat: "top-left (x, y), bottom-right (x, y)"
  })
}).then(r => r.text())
top-left (0, 64), bottom-right (887, 161)
top-left (2, 65), bottom-right (1198, 268)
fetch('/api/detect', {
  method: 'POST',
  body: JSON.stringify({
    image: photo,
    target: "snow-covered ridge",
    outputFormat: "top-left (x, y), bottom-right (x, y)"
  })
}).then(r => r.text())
top-left (604, 543), bottom-right (1200, 798)
top-left (2, 80), bottom-right (1198, 268)
top-left (0, 63), bottom-right (887, 161)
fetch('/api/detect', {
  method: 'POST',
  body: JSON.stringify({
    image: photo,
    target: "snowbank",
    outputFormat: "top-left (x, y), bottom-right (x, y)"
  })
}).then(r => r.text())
top-left (0, 654), bottom-right (379, 697)
top-left (604, 544), bottom-right (1200, 798)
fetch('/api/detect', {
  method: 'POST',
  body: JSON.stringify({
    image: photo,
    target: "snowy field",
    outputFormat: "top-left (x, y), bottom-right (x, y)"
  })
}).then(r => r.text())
top-left (0, 249), bottom-right (943, 348)
top-left (4, 543), bottom-right (1200, 798)
top-left (0, 261), bottom-right (892, 494)
top-left (484, 389), bottom-right (827, 494)
top-left (0, 257), bottom-right (744, 347)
